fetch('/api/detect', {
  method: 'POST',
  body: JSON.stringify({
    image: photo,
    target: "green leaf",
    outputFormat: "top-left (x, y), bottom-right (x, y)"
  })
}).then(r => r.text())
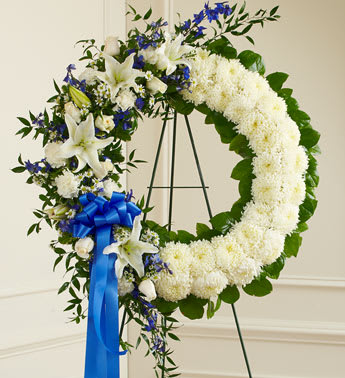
top-left (17, 117), bottom-right (31, 126)
top-left (243, 276), bottom-right (273, 297)
top-left (300, 127), bottom-right (320, 148)
top-left (53, 256), bottom-right (63, 271)
top-left (179, 295), bottom-right (205, 320)
top-left (53, 79), bottom-right (61, 94)
top-left (27, 223), bottom-right (36, 236)
top-left (210, 211), bottom-right (236, 233)
top-left (284, 232), bottom-right (302, 258)
top-left (266, 72), bottom-right (289, 92)
top-left (264, 254), bottom-right (285, 279)
top-left (72, 277), bottom-right (81, 291)
top-left (231, 158), bottom-right (253, 180)
top-left (154, 298), bottom-right (178, 314)
top-left (177, 230), bottom-right (195, 243)
top-left (169, 93), bottom-right (194, 115)
top-left (143, 7), bottom-right (152, 20)
top-left (220, 285), bottom-right (240, 304)
top-left (58, 282), bottom-right (69, 294)
top-left (299, 191), bottom-right (318, 222)
top-left (12, 166), bottom-right (26, 173)
top-left (229, 134), bottom-right (254, 158)
top-left (168, 333), bottom-right (180, 341)
top-left (246, 36), bottom-right (255, 45)
top-left (238, 50), bottom-right (265, 75)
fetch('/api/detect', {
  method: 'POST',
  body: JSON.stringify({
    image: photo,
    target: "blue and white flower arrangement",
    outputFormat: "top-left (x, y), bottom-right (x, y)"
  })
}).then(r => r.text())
top-left (13, 2), bottom-right (320, 377)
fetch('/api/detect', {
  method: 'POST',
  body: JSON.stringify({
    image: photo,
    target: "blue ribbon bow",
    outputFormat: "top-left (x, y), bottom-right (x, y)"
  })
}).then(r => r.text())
top-left (73, 192), bottom-right (141, 378)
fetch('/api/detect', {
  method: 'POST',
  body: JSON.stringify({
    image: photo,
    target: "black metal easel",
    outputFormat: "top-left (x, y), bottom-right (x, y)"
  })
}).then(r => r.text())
top-left (142, 108), bottom-right (253, 378)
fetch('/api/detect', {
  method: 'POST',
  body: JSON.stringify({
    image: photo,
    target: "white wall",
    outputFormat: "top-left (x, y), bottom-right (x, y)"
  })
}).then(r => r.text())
top-left (126, 1), bottom-right (345, 377)
top-left (0, 1), bottom-right (126, 377)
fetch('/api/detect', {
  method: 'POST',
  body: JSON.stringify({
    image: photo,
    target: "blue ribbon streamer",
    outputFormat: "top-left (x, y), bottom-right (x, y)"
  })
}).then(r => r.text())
top-left (73, 192), bottom-right (141, 378)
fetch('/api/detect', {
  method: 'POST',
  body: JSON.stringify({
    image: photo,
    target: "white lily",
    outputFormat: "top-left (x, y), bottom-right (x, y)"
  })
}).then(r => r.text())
top-left (142, 33), bottom-right (193, 75)
top-left (96, 53), bottom-right (145, 102)
top-left (103, 217), bottom-right (158, 279)
top-left (59, 113), bottom-right (113, 179)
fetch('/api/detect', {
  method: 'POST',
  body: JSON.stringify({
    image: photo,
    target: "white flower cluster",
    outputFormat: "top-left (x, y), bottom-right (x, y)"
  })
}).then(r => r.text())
top-left (156, 49), bottom-right (308, 301)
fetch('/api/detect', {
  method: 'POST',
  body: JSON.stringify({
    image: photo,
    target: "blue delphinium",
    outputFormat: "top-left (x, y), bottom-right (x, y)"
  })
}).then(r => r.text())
top-left (193, 10), bottom-right (204, 25)
top-left (32, 113), bottom-right (44, 128)
top-left (135, 97), bottom-right (145, 110)
top-left (25, 160), bottom-right (42, 173)
top-left (63, 64), bottom-right (76, 84)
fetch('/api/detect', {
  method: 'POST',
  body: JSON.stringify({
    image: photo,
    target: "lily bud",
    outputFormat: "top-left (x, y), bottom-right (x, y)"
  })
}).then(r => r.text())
top-left (69, 86), bottom-right (91, 108)
top-left (44, 204), bottom-right (69, 220)
top-left (138, 279), bottom-right (157, 302)
top-left (104, 36), bottom-right (120, 56)
top-left (146, 77), bottom-right (168, 95)
top-left (75, 237), bottom-right (94, 259)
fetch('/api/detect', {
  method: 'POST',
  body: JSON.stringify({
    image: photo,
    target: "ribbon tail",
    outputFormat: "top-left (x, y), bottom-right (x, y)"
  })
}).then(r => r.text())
top-left (84, 226), bottom-right (121, 378)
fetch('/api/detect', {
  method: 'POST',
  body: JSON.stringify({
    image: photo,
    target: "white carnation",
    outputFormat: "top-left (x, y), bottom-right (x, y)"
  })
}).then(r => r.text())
top-left (118, 276), bottom-right (134, 296)
top-left (64, 102), bottom-right (81, 123)
top-left (242, 202), bottom-right (274, 228)
top-left (44, 142), bottom-right (66, 168)
top-left (55, 170), bottom-right (80, 198)
top-left (116, 89), bottom-right (136, 110)
top-left (79, 68), bottom-right (98, 85)
top-left (102, 179), bottom-right (121, 198)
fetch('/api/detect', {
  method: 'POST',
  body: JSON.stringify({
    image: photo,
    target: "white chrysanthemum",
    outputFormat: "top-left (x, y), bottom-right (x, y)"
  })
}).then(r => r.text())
top-left (207, 84), bottom-right (233, 113)
top-left (189, 240), bottom-right (216, 278)
top-left (159, 242), bottom-right (192, 273)
top-left (55, 170), bottom-right (80, 198)
top-left (260, 229), bottom-right (285, 265)
top-left (251, 175), bottom-right (283, 204)
top-left (155, 270), bottom-right (192, 302)
top-left (282, 176), bottom-right (306, 206)
top-left (118, 276), bottom-right (134, 297)
top-left (252, 151), bottom-right (283, 177)
top-left (191, 271), bottom-right (228, 299)
top-left (257, 92), bottom-right (287, 121)
top-left (281, 117), bottom-right (300, 147)
top-left (44, 142), bottom-right (66, 168)
top-left (242, 202), bottom-right (274, 228)
top-left (213, 234), bottom-right (261, 285)
top-left (231, 222), bottom-right (265, 260)
top-left (272, 203), bottom-right (299, 235)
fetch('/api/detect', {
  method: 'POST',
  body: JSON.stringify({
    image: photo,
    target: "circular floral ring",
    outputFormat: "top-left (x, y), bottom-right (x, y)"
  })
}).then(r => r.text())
top-left (14, 3), bottom-right (320, 372)
top-left (153, 48), bottom-right (320, 316)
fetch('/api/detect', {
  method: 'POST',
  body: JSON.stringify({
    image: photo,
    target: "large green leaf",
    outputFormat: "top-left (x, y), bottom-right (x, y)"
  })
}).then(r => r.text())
top-left (220, 285), bottom-right (240, 304)
top-left (284, 232), bottom-right (302, 258)
top-left (179, 295), bottom-right (206, 319)
top-left (243, 276), bottom-right (273, 297)
top-left (266, 72), bottom-right (289, 92)
top-left (238, 50), bottom-right (265, 75)
top-left (263, 254), bottom-right (285, 279)
top-left (231, 158), bottom-right (253, 180)
top-left (210, 211), bottom-right (236, 233)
